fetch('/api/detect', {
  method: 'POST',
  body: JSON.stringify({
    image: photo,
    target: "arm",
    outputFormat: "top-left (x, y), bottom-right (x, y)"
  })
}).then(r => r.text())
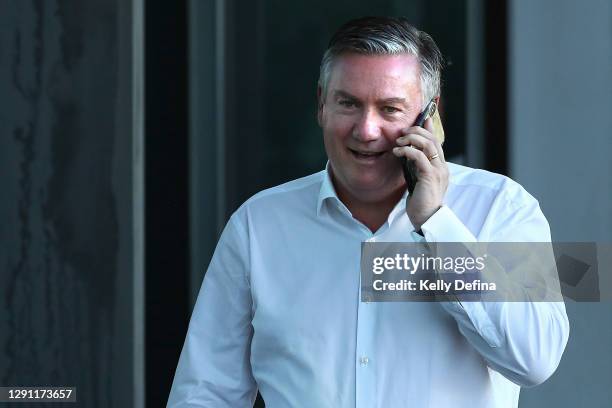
top-left (167, 215), bottom-right (258, 407)
top-left (395, 116), bottom-right (569, 387)
top-left (420, 201), bottom-right (570, 387)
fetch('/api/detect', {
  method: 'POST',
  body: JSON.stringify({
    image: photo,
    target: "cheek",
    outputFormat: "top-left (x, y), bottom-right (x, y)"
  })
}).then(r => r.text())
top-left (324, 116), bottom-right (353, 143)
top-left (384, 123), bottom-right (409, 144)
top-left (323, 130), bottom-right (346, 159)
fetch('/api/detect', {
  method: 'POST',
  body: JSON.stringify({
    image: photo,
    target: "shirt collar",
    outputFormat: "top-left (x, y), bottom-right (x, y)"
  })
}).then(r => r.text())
top-left (317, 161), bottom-right (339, 216)
top-left (316, 162), bottom-right (409, 223)
top-left (388, 188), bottom-right (409, 222)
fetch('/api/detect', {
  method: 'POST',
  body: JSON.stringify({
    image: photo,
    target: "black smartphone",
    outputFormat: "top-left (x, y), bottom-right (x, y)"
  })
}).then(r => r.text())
top-left (401, 100), bottom-right (437, 195)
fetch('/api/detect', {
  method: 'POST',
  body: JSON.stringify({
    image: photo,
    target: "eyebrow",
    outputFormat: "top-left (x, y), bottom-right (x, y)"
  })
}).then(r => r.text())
top-left (332, 90), bottom-right (409, 105)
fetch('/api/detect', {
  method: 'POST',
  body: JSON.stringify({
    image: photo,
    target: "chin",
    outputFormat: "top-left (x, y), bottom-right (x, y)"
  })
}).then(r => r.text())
top-left (348, 176), bottom-right (388, 192)
top-left (353, 167), bottom-right (399, 183)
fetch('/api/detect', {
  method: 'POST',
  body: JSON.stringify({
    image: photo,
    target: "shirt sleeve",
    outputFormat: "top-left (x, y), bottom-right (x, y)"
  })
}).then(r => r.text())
top-left (167, 215), bottom-right (258, 407)
top-left (419, 199), bottom-right (570, 388)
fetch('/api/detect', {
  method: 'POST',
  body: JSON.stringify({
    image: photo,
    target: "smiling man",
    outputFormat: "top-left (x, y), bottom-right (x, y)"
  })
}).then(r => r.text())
top-left (167, 17), bottom-right (569, 408)
top-left (318, 50), bottom-right (445, 233)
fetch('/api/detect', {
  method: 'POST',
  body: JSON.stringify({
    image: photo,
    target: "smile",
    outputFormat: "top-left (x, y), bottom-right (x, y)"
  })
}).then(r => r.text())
top-left (349, 148), bottom-right (385, 160)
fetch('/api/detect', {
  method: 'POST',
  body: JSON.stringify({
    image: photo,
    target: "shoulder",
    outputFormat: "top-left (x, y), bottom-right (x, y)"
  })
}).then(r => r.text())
top-left (447, 162), bottom-right (538, 209)
top-left (445, 163), bottom-right (550, 240)
top-left (230, 170), bottom-right (325, 225)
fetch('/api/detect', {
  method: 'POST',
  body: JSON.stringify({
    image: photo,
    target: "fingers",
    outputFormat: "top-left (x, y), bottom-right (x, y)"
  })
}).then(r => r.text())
top-left (392, 145), bottom-right (431, 172)
top-left (396, 125), bottom-right (445, 164)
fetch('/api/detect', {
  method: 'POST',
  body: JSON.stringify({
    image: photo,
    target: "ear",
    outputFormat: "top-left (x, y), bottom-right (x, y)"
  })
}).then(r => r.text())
top-left (317, 85), bottom-right (324, 126)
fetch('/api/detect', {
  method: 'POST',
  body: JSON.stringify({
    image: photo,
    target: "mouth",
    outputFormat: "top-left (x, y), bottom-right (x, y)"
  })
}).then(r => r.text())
top-left (348, 148), bottom-right (386, 161)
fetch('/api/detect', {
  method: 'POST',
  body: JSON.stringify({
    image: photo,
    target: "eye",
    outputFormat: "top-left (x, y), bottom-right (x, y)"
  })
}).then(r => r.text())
top-left (338, 99), bottom-right (357, 108)
top-left (382, 106), bottom-right (401, 114)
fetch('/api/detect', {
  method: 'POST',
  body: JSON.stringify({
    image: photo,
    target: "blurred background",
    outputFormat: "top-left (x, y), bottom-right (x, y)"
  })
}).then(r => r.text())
top-left (0, 0), bottom-right (610, 407)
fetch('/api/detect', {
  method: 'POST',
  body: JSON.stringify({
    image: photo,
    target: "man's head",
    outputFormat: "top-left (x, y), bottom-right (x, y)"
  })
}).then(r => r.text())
top-left (318, 17), bottom-right (443, 110)
top-left (317, 17), bottom-right (443, 204)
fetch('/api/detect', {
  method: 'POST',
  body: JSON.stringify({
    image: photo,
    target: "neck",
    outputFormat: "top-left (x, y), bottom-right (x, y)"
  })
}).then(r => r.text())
top-left (330, 171), bottom-right (405, 233)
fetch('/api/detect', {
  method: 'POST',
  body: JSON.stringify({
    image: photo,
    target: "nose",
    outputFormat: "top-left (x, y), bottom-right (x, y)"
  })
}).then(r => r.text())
top-left (352, 108), bottom-right (383, 142)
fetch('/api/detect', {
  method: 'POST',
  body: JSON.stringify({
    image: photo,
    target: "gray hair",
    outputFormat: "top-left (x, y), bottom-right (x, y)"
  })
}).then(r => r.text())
top-left (318, 17), bottom-right (444, 107)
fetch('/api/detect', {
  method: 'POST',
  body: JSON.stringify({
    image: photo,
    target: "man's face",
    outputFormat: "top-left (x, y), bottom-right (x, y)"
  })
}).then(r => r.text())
top-left (318, 53), bottom-right (423, 202)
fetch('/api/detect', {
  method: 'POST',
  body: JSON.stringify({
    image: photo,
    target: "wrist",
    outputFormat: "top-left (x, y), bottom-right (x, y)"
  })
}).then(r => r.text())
top-left (411, 205), bottom-right (442, 232)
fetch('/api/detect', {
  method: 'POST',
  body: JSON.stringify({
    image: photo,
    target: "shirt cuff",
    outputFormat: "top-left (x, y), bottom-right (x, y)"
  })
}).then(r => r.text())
top-left (439, 300), bottom-right (504, 348)
top-left (420, 205), bottom-right (477, 243)
top-left (419, 206), bottom-right (500, 344)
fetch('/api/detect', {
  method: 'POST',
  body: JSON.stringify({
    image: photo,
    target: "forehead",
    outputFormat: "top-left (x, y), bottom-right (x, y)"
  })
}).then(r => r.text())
top-left (327, 53), bottom-right (422, 99)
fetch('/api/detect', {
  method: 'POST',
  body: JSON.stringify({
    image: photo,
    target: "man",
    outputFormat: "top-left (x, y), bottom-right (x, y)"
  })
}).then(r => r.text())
top-left (167, 17), bottom-right (569, 407)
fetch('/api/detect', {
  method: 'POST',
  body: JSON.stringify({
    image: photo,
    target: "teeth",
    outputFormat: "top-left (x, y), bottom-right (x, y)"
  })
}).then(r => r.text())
top-left (353, 150), bottom-right (380, 156)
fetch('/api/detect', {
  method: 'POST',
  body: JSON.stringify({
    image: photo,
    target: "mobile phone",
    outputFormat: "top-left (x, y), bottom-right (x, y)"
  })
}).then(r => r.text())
top-left (401, 100), bottom-right (437, 195)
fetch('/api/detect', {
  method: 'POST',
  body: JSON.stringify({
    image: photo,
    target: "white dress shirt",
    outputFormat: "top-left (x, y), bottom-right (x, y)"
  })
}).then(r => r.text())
top-left (167, 162), bottom-right (570, 408)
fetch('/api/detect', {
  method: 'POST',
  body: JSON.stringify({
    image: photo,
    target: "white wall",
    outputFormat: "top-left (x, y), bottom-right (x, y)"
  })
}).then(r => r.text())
top-left (509, 0), bottom-right (612, 242)
top-left (509, 0), bottom-right (612, 406)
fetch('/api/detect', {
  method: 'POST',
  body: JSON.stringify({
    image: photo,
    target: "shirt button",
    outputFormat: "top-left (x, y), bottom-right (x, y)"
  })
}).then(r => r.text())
top-left (360, 356), bottom-right (369, 366)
